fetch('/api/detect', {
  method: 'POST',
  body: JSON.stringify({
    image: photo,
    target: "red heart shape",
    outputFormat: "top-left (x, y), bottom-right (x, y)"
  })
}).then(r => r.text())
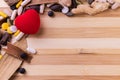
top-left (15, 9), bottom-right (40, 34)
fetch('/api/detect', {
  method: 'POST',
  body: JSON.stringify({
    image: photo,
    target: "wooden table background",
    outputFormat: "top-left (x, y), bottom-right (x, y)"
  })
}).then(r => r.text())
top-left (2, 0), bottom-right (120, 80)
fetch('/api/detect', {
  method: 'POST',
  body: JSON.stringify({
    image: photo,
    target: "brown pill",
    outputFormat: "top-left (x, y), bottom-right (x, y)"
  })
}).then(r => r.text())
top-left (0, 32), bottom-right (11, 46)
top-left (49, 3), bottom-right (63, 12)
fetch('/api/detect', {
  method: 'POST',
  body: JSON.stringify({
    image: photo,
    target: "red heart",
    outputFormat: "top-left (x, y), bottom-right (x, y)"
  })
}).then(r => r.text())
top-left (15, 9), bottom-right (40, 34)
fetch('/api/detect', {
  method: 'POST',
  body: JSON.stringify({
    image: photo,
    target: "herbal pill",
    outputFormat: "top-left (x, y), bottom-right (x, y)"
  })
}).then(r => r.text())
top-left (7, 18), bottom-right (12, 25)
top-left (111, 2), bottom-right (120, 9)
top-left (10, 4), bottom-right (17, 10)
top-left (3, 9), bottom-right (12, 17)
top-left (14, 30), bottom-right (20, 36)
top-left (7, 27), bottom-right (13, 34)
top-left (18, 6), bottom-right (23, 15)
top-left (62, 6), bottom-right (69, 14)
top-left (20, 53), bottom-right (28, 60)
top-left (66, 12), bottom-right (74, 17)
top-left (18, 68), bottom-right (26, 74)
top-left (0, 55), bottom-right (2, 59)
top-left (0, 11), bottom-right (7, 18)
top-left (48, 11), bottom-right (54, 17)
top-left (27, 47), bottom-right (36, 54)
top-left (11, 10), bottom-right (17, 20)
top-left (2, 23), bottom-right (10, 30)
top-left (50, 4), bottom-right (63, 12)
top-left (10, 25), bottom-right (17, 33)
top-left (40, 4), bottom-right (45, 14)
top-left (21, 0), bottom-right (31, 7)
top-left (0, 16), bottom-right (4, 20)
top-left (16, 0), bottom-right (23, 8)
top-left (107, 0), bottom-right (115, 4)
top-left (15, 32), bottom-right (24, 41)
top-left (87, 0), bottom-right (94, 4)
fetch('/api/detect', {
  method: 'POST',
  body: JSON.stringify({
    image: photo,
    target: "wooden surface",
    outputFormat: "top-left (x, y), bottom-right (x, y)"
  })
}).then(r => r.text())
top-left (2, 0), bottom-right (120, 80)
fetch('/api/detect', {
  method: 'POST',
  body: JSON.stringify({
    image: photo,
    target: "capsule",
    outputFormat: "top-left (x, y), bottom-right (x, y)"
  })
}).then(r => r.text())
top-left (10, 10), bottom-right (17, 20)
top-left (27, 47), bottom-right (37, 54)
top-left (16, 0), bottom-right (23, 8)
top-left (0, 11), bottom-right (8, 18)
top-left (0, 55), bottom-right (2, 59)
top-left (18, 6), bottom-right (23, 15)
top-left (15, 32), bottom-right (24, 41)
top-left (0, 16), bottom-right (4, 21)
top-left (13, 30), bottom-right (20, 36)
top-left (40, 4), bottom-right (45, 14)
top-left (21, 0), bottom-right (31, 7)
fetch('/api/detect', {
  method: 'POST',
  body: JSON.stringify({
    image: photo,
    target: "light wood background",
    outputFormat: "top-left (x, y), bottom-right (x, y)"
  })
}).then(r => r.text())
top-left (2, 0), bottom-right (120, 80)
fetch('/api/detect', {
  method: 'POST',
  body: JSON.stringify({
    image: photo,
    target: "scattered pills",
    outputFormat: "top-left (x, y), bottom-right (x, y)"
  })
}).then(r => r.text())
top-left (2, 23), bottom-right (10, 30)
top-left (10, 10), bottom-right (17, 20)
top-left (27, 47), bottom-right (37, 54)
top-left (48, 11), bottom-right (54, 17)
top-left (62, 6), bottom-right (69, 14)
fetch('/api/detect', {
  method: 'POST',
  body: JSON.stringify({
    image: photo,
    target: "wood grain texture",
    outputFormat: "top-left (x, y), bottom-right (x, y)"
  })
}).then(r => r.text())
top-left (0, 54), bottom-right (23, 80)
top-left (11, 76), bottom-right (120, 80)
top-left (1, 0), bottom-right (120, 80)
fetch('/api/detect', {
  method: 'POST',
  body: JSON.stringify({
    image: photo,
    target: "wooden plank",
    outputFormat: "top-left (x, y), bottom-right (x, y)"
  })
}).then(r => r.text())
top-left (0, 54), bottom-right (23, 80)
top-left (30, 27), bottom-right (120, 38)
top-left (27, 38), bottom-right (120, 49)
top-left (36, 49), bottom-right (120, 54)
top-left (29, 54), bottom-right (120, 65)
top-left (11, 76), bottom-right (120, 80)
top-left (16, 65), bottom-right (120, 76)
